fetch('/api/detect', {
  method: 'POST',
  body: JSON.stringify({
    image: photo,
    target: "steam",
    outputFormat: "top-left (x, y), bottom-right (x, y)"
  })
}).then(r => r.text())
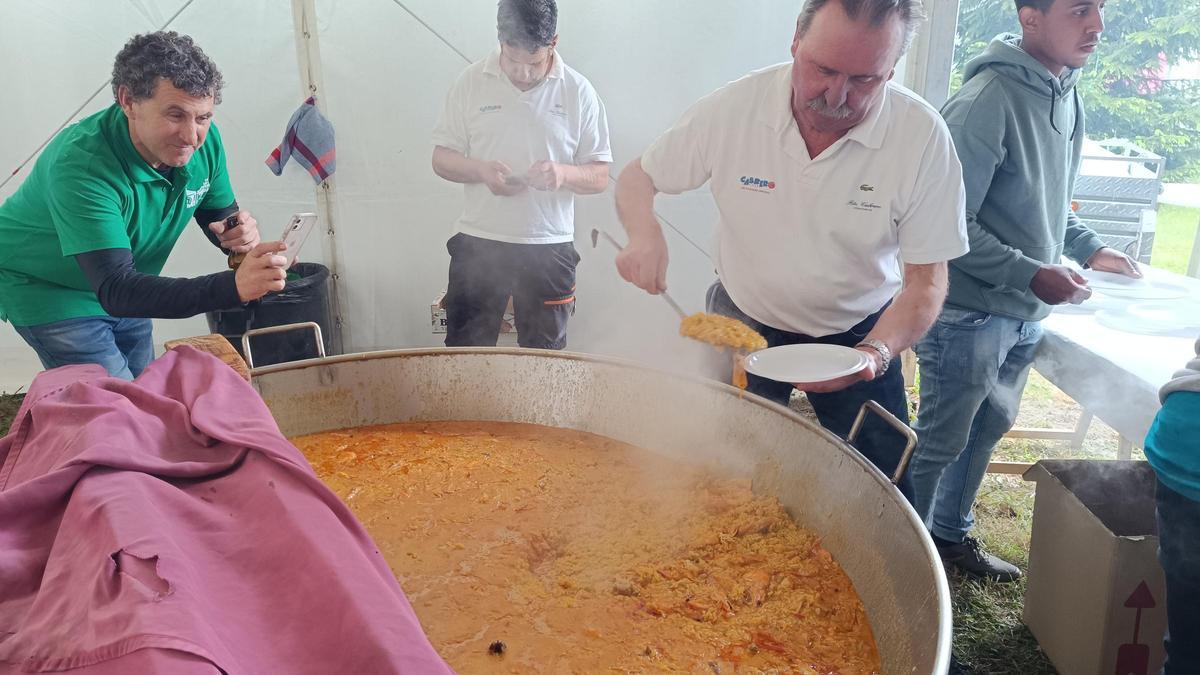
top-left (1004, 343), bottom-right (1164, 536)
top-left (1037, 459), bottom-right (1158, 538)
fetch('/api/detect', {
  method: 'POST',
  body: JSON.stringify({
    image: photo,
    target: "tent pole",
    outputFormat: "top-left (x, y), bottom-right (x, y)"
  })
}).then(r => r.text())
top-left (290, 0), bottom-right (347, 355)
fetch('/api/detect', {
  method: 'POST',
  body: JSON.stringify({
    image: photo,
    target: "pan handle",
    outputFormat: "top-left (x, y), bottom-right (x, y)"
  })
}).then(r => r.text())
top-left (846, 400), bottom-right (917, 486)
top-left (241, 321), bottom-right (326, 370)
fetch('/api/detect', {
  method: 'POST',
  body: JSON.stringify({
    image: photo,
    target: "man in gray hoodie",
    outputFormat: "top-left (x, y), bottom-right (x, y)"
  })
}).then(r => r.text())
top-left (908, 0), bottom-right (1142, 580)
top-left (1144, 339), bottom-right (1200, 674)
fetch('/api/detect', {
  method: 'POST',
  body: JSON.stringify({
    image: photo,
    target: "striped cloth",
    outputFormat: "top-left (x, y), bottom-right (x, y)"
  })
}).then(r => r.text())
top-left (265, 96), bottom-right (335, 183)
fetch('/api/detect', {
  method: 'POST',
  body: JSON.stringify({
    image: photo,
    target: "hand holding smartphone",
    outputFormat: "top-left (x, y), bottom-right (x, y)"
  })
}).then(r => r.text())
top-left (279, 213), bottom-right (318, 268)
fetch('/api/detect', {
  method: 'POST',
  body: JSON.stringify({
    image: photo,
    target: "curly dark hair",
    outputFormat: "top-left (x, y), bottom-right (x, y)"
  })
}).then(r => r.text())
top-left (497, 0), bottom-right (557, 52)
top-left (111, 31), bottom-right (224, 104)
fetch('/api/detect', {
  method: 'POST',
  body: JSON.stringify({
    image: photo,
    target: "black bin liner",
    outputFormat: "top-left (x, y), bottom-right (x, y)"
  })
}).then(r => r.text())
top-left (206, 262), bottom-right (336, 368)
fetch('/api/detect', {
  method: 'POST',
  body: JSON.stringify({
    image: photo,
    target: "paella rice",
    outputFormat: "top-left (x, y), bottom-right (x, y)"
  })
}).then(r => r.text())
top-left (680, 313), bottom-right (767, 353)
top-left (294, 421), bottom-right (880, 673)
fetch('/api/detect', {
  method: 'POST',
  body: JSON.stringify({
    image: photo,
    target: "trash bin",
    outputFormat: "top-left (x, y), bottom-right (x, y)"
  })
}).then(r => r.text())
top-left (206, 262), bottom-right (336, 369)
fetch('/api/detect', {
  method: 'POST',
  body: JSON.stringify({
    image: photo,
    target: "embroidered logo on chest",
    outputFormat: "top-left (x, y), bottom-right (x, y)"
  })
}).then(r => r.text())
top-left (847, 183), bottom-right (883, 212)
top-left (739, 176), bottom-right (776, 193)
top-left (184, 178), bottom-right (210, 209)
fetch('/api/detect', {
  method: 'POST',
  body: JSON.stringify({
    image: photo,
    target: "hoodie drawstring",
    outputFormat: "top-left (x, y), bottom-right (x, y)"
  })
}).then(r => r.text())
top-left (1069, 88), bottom-right (1081, 141)
top-left (1048, 86), bottom-right (1079, 138)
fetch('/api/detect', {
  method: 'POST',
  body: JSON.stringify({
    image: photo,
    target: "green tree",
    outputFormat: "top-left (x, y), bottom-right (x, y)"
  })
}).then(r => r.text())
top-left (952, 0), bottom-right (1200, 181)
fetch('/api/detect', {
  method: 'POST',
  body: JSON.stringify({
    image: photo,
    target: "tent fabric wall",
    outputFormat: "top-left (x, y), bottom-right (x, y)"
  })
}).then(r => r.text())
top-left (0, 0), bottom-right (922, 391)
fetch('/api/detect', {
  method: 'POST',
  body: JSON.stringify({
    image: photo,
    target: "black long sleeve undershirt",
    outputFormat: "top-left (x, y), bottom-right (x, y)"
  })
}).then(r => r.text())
top-left (72, 201), bottom-right (244, 318)
top-left (75, 248), bottom-right (242, 318)
top-left (194, 201), bottom-right (241, 249)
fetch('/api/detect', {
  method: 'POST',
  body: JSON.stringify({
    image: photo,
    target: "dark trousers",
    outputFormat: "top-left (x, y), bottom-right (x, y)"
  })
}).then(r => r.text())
top-left (1157, 480), bottom-right (1200, 674)
top-left (707, 282), bottom-right (913, 499)
top-left (444, 233), bottom-right (580, 350)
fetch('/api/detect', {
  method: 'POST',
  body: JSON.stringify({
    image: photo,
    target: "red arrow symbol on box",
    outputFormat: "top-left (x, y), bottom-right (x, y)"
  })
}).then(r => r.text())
top-left (1115, 582), bottom-right (1156, 675)
top-left (1125, 581), bottom-right (1156, 610)
top-left (1125, 581), bottom-right (1155, 646)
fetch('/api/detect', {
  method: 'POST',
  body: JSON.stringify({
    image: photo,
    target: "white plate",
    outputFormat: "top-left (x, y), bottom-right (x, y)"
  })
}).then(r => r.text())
top-left (1078, 268), bottom-right (1148, 291)
top-left (1095, 301), bottom-right (1200, 336)
top-left (1078, 270), bottom-right (1192, 301)
top-left (1052, 290), bottom-right (1127, 314)
top-left (743, 344), bottom-right (871, 383)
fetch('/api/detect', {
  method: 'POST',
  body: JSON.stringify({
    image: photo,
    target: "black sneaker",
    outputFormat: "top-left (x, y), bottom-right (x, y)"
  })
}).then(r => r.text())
top-left (936, 536), bottom-right (1022, 582)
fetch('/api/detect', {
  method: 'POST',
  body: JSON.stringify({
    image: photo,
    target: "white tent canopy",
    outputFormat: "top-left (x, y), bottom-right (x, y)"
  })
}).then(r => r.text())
top-left (0, 0), bottom-right (956, 391)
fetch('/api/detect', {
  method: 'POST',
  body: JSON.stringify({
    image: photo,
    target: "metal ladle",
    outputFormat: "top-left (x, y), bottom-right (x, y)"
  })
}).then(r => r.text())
top-left (590, 228), bottom-right (688, 320)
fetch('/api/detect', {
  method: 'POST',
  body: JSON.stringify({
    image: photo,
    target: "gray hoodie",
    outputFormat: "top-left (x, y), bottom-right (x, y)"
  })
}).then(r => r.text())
top-left (941, 34), bottom-right (1106, 321)
top-left (1161, 338), bottom-right (1200, 401)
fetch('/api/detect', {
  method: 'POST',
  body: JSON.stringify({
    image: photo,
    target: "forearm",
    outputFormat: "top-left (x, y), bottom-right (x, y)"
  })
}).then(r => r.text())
top-left (866, 262), bottom-right (949, 355)
top-left (101, 271), bottom-right (241, 319)
top-left (562, 162), bottom-right (609, 194)
top-left (76, 249), bottom-right (242, 319)
top-left (432, 146), bottom-right (483, 184)
top-left (615, 158), bottom-right (664, 243)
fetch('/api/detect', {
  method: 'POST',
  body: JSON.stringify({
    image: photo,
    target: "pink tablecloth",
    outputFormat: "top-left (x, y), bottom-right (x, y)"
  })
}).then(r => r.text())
top-left (0, 347), bottom-right (452, 674)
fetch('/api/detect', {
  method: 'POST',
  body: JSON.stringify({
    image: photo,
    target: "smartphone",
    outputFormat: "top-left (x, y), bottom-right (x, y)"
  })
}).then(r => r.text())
top-left (280, 213), bottom-right (318, 268)
top-left (503, 173), bottom-right (528, 186)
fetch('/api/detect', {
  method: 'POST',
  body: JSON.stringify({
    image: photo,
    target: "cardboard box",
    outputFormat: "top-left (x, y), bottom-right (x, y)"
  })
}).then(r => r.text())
top-left (1023, 460), bottom-right (1166, 675)
top-left (430, 291), bottom-right (518, 345)
top-left (431, 291), bottom-right (449, 333)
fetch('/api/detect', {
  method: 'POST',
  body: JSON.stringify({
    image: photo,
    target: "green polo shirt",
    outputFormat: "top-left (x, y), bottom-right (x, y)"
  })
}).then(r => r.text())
top-left (0, 104), bottom-right (235, 326)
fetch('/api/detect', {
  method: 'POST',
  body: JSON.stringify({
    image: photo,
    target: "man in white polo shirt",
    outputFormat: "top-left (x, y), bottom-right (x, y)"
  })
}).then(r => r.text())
top-left (615, 0), bottom-right (968, 496)
top-left (431, 0), bottom-right (611, 349)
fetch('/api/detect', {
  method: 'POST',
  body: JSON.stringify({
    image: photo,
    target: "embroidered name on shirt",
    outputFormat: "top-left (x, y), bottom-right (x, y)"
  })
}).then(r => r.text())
top-left (550, 102), bottom-right (567, 118)
top-left (739, 176), bottom-right (776, 193)
top-left (847, 199), bottom-right (882, 212)
top-left (479, 104), bottom-right (503, 113)
top-left (185, 178), bottom-right (210, 209)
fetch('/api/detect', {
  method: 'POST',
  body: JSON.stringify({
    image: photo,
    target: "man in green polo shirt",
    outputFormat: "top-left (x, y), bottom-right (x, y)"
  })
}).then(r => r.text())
top-left (0, 31), bottom-right (289, 379)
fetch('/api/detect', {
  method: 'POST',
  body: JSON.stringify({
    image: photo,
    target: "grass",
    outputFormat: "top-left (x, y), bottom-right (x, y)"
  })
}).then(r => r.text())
top-left (942, 369), bottom-right (1133, 674)
top-left (1151, 204), bottom-right (1200, 275)
top-left (0, 392), bottom-right (21, 437)
top-left (951, 476), bottom-right (1055, 674)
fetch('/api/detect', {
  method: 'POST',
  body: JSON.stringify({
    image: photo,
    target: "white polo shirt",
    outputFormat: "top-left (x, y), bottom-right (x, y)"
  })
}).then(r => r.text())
top-left (432, 48), bottom-right (612, 244)
top-left (642, 63), bottom-right (969, 337)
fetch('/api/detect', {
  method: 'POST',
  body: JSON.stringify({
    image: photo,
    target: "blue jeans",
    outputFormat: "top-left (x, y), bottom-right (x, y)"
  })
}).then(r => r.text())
top-left (1155, 459), bottom-right (1200, 674)
top-left (13, 316), bottom-right (154, 380)
top-left (707, 282), bottom-right (913, 499)
top-left (910, 305), bottom-right (1042, 542)
top-left (1146, 391), bottom-right (1200, 675)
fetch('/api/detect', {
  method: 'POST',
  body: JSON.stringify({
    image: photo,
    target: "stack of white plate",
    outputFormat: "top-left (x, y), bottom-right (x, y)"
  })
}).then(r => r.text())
top-left (1075, 270), bottom-right (1200, 336)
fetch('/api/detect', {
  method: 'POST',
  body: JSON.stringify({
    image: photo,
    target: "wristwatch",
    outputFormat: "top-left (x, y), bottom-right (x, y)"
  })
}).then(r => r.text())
top-left (856, 338), bottom-right (893, 375)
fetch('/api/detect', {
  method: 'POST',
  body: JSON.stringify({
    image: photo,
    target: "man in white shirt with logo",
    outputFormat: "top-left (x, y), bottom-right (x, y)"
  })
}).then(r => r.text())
top-left (431, 0), bottom-right (611, 349)
top-left (614, 0), bottom-right (968, 497)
